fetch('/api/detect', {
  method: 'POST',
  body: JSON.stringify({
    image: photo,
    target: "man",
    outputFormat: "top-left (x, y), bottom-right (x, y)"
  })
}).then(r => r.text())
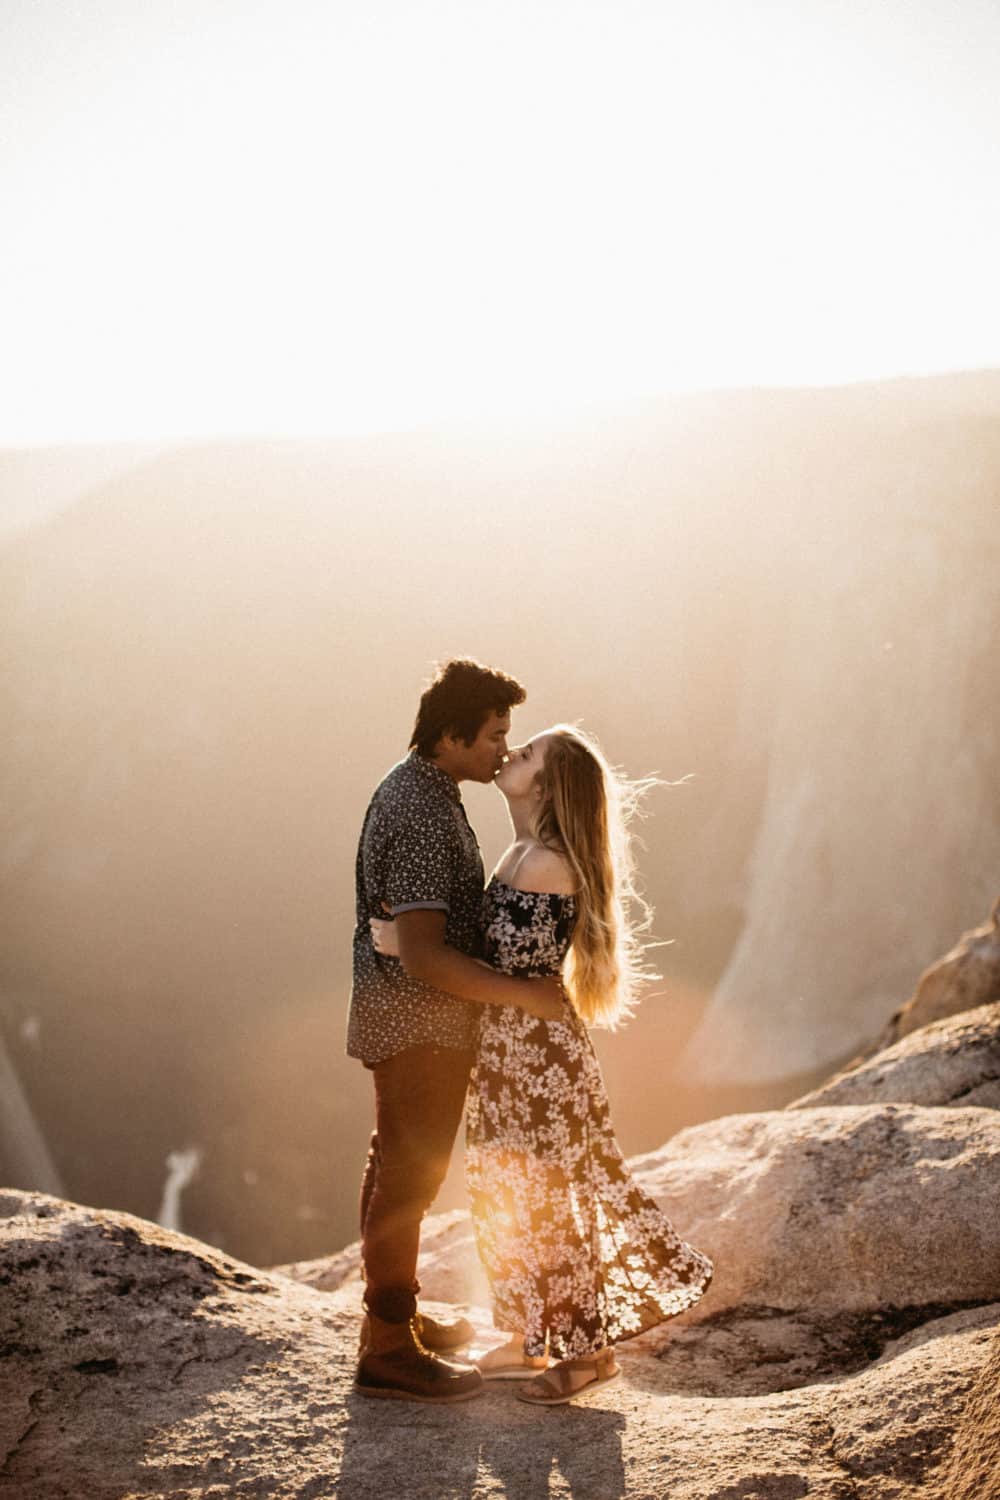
top-left (347, 658), bottom-right (564, 1402)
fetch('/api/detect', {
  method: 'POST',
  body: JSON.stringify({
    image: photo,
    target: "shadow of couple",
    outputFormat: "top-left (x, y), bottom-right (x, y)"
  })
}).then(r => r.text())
top-left (334, 1384), bottom-right (628, 1500)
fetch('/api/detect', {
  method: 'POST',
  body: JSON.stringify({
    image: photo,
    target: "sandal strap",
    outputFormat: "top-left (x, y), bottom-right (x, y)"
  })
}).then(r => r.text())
top-left (532, 1365), bottom-right (576, 1398)
top-left (544, 1351), bottom-right (613, 1397)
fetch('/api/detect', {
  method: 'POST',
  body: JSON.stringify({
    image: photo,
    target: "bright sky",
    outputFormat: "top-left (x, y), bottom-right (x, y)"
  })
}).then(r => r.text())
top-left (2, 0), bottom-right (999, 445)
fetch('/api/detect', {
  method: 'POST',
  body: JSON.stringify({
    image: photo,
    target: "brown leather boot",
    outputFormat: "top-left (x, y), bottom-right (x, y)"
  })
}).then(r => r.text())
top-left (358, 1311), bottom-right (470, 1356)
top-left (355, 1314), bottom-right (484, 1403)
top-left (414, 1310), bottom-right (475, 1352)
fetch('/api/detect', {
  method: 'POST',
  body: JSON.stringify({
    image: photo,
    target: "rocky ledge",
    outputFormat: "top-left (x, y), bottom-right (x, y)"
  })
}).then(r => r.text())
top-left (2, 909), bottom-right (1000, 1500)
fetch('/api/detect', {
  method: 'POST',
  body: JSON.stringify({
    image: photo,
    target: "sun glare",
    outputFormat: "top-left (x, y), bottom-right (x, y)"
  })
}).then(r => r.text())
top-left (2, 0), bottom-right (999, 444)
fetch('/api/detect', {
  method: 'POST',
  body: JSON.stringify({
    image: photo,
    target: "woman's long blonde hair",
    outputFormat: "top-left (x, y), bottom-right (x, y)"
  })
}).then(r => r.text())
top-left (530, 724), bottom-right (659, 1028)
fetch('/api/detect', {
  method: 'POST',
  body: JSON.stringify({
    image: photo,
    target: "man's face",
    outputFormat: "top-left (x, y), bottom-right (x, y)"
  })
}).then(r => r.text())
top-left (451, 709), bottom-right (511, 783)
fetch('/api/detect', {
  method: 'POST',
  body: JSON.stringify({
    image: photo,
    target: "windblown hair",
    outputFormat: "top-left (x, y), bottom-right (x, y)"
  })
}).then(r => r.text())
top-left (410, 658), bottom-right (526, 757)
top-left (531, 725), bottom-right (659, 1029)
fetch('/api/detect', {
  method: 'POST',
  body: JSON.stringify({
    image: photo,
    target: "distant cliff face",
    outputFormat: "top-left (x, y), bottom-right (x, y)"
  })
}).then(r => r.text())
top-left (2, 373), bottom-right (1000, 1262)
top-left (675, 391), bottom-right (1000, 1083)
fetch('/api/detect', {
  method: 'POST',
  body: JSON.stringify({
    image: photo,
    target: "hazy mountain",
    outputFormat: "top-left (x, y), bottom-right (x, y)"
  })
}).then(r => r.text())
top-left (0, 443), bottom-right (165, 541)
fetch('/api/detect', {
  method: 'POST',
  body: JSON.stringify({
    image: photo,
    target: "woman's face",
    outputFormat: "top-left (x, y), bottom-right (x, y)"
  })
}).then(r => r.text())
top-left (494, 731), bottom-right (553, 801)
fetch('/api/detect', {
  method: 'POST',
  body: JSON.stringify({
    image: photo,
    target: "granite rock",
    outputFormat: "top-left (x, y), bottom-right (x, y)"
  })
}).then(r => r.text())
top-left (868, 898), bottom-right (1000, 1058)
top-left (3, 1190), bottom-right (998, 1500)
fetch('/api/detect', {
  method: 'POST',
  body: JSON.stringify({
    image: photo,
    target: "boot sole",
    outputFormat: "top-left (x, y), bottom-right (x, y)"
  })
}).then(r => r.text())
top-left (355, 1381), bottom-right (484, 1404)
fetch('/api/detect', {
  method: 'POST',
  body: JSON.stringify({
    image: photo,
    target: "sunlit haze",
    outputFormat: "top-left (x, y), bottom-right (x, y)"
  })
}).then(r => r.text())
top-left (3, 0), bottom-right (1000, 444)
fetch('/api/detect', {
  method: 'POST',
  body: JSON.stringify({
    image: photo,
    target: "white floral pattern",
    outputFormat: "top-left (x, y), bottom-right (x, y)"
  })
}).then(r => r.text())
top-left (466, 877), bottom-right (714, 1360)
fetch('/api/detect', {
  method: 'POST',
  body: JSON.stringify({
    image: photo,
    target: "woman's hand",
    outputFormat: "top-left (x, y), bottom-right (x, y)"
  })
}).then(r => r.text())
top-left (370, 915), bottom-right (400, 958)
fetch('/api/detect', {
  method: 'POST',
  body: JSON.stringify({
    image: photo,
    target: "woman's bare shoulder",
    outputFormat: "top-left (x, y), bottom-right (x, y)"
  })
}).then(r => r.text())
top-left (508, 843), bottom-right (577, 896)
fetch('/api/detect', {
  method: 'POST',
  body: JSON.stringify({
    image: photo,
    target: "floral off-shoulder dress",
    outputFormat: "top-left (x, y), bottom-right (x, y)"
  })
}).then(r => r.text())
top-left (465, 876), bottom-right (714, 1361)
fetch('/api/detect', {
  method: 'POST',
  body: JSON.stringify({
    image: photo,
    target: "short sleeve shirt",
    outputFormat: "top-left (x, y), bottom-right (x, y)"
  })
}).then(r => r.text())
top-left (346, 750), bottom-right (484, 1066)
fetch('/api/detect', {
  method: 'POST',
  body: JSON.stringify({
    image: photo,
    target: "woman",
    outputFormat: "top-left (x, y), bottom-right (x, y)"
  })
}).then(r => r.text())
top-left (373, 724), bottom-right (713, 1404)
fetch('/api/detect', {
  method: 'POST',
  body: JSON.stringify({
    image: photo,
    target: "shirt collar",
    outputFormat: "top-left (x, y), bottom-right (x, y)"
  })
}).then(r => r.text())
top-left (408, 748), bottom-right (462, 805)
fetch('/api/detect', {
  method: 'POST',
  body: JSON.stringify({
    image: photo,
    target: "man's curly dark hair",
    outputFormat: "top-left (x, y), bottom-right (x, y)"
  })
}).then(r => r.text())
top-left (410, 658), bottom-right (526, 756)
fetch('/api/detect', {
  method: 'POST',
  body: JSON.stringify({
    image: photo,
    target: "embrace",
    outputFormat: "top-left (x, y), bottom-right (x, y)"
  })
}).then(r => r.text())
top-left (346, 659), bottom-right (712, 1406)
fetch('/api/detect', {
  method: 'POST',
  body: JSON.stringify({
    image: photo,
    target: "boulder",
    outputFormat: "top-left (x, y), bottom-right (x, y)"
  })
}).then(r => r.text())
top-left (627, 1103), bottom-right (1000, 1321)
top-left (0, 1190), bottom-right (353, 1500)
top-left (790, 1003), bottom-right (1000, 1111)
top-left (3, 1189), bottom-right (998, 1500)
top-left (865, 898), bottom-right (1000, 1058)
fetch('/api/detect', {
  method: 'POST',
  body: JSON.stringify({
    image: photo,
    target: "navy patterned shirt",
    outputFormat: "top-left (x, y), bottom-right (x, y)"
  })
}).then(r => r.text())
top-left (346, 749), bottom-right (484, 1066)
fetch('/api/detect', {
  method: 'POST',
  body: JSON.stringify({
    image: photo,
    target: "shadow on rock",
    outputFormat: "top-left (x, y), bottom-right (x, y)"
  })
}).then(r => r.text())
top-left (335, 1386), bottom-right (627, 1500)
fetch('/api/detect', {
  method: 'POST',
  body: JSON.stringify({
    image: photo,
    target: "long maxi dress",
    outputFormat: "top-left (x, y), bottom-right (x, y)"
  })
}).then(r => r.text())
top-left (465, 877), bottom-right (714, 1361)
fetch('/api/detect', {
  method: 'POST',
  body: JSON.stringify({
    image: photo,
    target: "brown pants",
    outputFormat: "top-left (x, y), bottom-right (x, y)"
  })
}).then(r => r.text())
top-left (359, 1043), bottom-right (474, 1323)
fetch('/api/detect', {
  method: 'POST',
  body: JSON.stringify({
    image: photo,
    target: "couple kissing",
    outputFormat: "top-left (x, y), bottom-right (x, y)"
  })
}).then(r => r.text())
top-left (347, 658), bottom-right (712, 1406)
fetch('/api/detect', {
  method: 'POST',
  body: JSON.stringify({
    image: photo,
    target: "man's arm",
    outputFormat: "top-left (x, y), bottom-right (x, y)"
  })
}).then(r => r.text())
top-left (394, 909), bottom-right (564, 1022)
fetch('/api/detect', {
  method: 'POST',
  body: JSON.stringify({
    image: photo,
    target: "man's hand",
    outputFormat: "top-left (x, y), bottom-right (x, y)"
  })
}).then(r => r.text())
top-left (370, 915), bottom-right (399, 957)
top-left (519, 976), bottom-right (565, 1023)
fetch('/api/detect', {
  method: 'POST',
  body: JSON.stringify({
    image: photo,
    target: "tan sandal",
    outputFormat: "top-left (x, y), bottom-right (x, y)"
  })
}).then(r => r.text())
top-left (516, 1349), bottom-right (620, 1406)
